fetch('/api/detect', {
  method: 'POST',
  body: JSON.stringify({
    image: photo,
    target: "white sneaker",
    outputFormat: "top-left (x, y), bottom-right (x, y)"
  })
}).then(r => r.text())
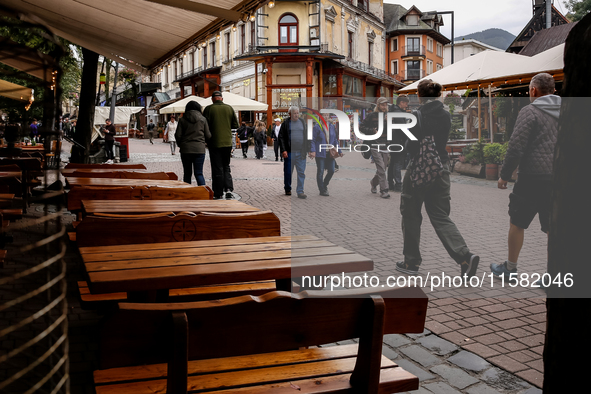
top-left (106, 159), bottom-right (113, 164)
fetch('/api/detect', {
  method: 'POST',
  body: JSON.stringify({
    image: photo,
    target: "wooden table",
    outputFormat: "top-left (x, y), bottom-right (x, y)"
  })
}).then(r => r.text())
top-left (62, 168), bottom-right (154, 176)
top-left (82, 199), bottom-right (260, 215)
top-left (79, 235), bottom-right (374, 300)
top-left (65, 177), bottom-right (191, 189)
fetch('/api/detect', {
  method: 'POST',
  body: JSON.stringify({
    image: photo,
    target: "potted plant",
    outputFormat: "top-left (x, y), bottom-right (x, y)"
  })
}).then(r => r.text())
top-left (483, 143), bottom-right (507, 180)
top-left (454, 140), bottom-right (486, 177)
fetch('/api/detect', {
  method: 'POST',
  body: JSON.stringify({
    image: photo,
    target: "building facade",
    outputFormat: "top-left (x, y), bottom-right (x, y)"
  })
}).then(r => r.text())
top-left (383, 4), bottom-right (450, 84)
top-left (443, 39), bottom-right (502, 67)
top-left (149, 0), bottom-right (404, 123)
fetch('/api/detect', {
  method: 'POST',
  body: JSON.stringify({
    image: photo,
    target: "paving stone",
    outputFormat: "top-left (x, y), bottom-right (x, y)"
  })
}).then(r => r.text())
top-left (522, 388), bottom-right (543, 394)
top-left (422, 382), bottom-right (463, 394)
top-left (383, 333), bottom-right (411, 349)
top-left (400, 345), bottom-right (441, 368)
top-left (448, 351), bottom-right (491, 372)
top-left (381, 345), bottom-right (398, 361)
top-left (481, 367), bottom-right (532, 391)
top-left (395, 358), bottom-right (436, 382)
top-left (465, 383), bottom-right (503, 394)
top-left (417, 335), bottom-right (458, 356)
top-left (429, 364), bottom-right (479, 389)
top-left (406, 329), bottom-right (431, 339)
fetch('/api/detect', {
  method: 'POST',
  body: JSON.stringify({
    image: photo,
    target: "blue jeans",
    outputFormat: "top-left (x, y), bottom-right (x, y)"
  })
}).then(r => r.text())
top-left (315, 157), bottom-right (335, 193)
top-left (180, 153), bottom-right (206, 185)
top-left (284, 151), bottom-right (306, 195)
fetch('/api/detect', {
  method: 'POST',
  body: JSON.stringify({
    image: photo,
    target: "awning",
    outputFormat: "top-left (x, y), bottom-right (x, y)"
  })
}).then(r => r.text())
top-left (1, 0), bottom-right (265, 71)
top-left (199, 92), bottom-right (268, 111)
top-left (92, 106), bottom-right (144, 142)
top-left (0, 79), bottom-right (34, 104)
top-left (159, 95), bottom-right (206, 114)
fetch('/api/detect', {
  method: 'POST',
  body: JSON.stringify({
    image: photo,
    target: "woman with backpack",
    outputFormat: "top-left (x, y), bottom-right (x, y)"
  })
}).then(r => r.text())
top-left (396, 79), bottom-right (480, 280)
top-left (175, 101), bottom-right (211, 185)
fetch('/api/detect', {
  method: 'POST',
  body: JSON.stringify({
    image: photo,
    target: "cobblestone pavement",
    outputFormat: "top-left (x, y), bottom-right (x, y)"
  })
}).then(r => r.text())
top-left (53, 138), bottom-right (547, 393)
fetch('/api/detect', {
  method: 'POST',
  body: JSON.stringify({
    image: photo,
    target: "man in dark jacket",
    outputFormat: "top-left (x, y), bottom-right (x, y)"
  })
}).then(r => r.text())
top-left (236, 122), bottom-right (252, 158)
top-left (203, 91), bottom-right (239, 199)
top-left (490, 73), bottom-right (561, 279)
top-left (146, 119), bottom-right (156, 144)
top-left (388, 95), bottom-right (410, 192)
top-left (361, 97), bottom-right (391, 199)
top-left (268, 118), bottom-right (283, 161)
top-left (278, 106), bottom-right (310, 198)
top-left (103, 118), bottom-right (116, 164)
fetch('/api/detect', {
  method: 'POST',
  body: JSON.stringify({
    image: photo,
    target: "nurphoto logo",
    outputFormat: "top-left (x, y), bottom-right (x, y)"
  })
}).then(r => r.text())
top-left (304, 108), bottom-right (418, 153)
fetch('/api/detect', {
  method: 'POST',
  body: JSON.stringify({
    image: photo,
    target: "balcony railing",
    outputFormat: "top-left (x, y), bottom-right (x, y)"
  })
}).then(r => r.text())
top-left (402, 45), bottom-right (426, 57)
top-left (338, 58), bottom-right (400, 84)
top-left (174, 67), bottom-right (203, 82)
top-left (405, 69), bottom-right (425, 80)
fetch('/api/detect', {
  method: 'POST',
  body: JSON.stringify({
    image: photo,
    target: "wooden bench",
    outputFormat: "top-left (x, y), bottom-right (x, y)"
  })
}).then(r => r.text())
top-left (64, 163), bottom-right (147, 170)
top-left (74, 211), bottom-right (281, 247)
top-left (67, 185), bottom-right (213, 212)
top-left (95, 286), bottom-right (428, 394)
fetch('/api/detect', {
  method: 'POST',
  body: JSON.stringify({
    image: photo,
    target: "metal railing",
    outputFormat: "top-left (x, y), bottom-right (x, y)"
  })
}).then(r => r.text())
top-left (405, 69), bottom-right (425, 80)
top-left (402, 45), bottom-right (426, 56)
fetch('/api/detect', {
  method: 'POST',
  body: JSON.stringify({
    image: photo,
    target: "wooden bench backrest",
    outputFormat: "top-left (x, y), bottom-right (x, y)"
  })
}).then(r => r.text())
top-left (0, 164), bottom-right (22, 172)
top-left (67, 185), bottom-right (213, 211)
top-left (70, 170), bottom-right (172, 180)
top-left (76, 211), bottom-right (281, 247)
top-left (64, 163), bottom-right (147, 169)
top-left (100, 287), bottom-right (428, 371)
top-left (0, 157), bottom-right (42, 171)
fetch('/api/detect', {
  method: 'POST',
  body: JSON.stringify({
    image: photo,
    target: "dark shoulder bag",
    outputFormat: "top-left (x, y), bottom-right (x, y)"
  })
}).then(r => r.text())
top-left (407, 109), bottom-right (444, 188)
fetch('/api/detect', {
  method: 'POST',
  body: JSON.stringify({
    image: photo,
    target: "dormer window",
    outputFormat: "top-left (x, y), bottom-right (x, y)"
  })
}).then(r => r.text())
top-left (407, 15), bottom-right (419, 26)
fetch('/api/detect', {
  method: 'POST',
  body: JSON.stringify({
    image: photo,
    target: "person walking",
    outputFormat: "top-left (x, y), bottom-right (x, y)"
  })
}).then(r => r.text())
top-left (203, 91), bottom-right (239, 199)
top-left (388, 95), bottom-right (410, 192)
top-left (269, 118), bottom-right (283, 161)
top-left (175, 101), bottom-right (211, 186)
top-left (490, 73), bottom-right (561, 279)
top-left (29, 119), bottom-right (39, 142)
top-left (164, 116), bottom-right (178, 155)
top-left (103, 118), bottom-right (116, 164)
top-left (253, 120), bottom-right (266, 159)
top-left (278, 106), bottom-right (310, 198)
top-left (236, 122), bottom-right (251, 158)
top-left (146, 119), bottom-right (156, 144)
top-left (309, 113), bottom-right (342, 196)
top-left (396, 79), bottom-right (479, 278)
top-left (361, 97), bottom-right (391, 199)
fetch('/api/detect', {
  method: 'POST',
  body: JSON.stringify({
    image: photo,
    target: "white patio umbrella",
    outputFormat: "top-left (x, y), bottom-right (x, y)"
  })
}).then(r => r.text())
top-left (159, 95), bottom-right (206, 114)
top-left (200, 92), bottom-right (268, 111)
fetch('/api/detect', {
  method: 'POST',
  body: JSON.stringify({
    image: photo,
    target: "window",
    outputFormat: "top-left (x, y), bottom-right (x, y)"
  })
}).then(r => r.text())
top-left (241, 24), bottom-right (246, 53)
top-left (406, 15), bottom-right (419, 26)
top-left (406, 60), bottom-right (421, 80)
top-left (427, 59), bottom-right (433, 75)
top-left (210, 42), bottom-right (216, 66)
top-left (279, 13), bottom-right (298, 49)
top-left (437, 43), bottom-right (443, 57)
top-left (251, 21), bottom-right (256, 50)
top-left (225, 33), bottom-right (230, 61)
top-left (368, 41), bottom-right (373, 66)
top-left (194, 51), bottom-right (198, 70)
top-left (203, 46), bottom-right (207, 69)
top-left (348, 31), bottom-right (354, 58)
top-left (391, 60), bottom-right (398, 75)
top-left (437, 64), bottom-right (443, 71)
top-left (357, 0), bottom-right (367, 12)
top-left (391, 37), bottom-right (398, 52)
top-left (406, 37), bottom-right (421, 55)
top-left (427, 38), bottom-right (433, 52)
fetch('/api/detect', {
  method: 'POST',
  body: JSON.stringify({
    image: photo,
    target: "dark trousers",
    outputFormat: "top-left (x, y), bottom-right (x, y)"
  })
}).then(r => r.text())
top-left (241, 141), bottom-right (249, 157)
top-left (273, 140), bottom-right (280, 159)
top-left (315, 157), bottom-right (335, 192)
top-left (388, 152), bottom-right (405, 187)
top-left (181, 153), bottom-right (206, 186)
top-left (104, 139), bottom-right (114, 160)
top-left (255, 143), bottom-right (264, 159)
top-left (209, 146), bottom-right (233, 197)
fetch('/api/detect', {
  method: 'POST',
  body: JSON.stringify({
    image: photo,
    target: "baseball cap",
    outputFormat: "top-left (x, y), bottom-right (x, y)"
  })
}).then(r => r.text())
top-left (274, 118), bottom-right (281, 122)
top-left (376, 97), bottom-right (389, 105)
top-left (212, 91), bottom-right (223, 98)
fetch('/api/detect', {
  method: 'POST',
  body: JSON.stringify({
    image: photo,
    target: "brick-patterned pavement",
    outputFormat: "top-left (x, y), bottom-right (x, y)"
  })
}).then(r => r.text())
top-left (35, 137), bottom-right (547, 393)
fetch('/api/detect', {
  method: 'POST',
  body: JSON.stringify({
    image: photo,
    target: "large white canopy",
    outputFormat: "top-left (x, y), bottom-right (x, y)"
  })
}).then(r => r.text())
top-left (92, 106), bottom-right (144, 142)
top-left (199, 92), bottom-right (268, 111)
top-left (1, 0), bottom-right (260, 71)
top-left (400, 44), bottom-right (565, 93)
top-left (159, 95), bottom-right (206, 114)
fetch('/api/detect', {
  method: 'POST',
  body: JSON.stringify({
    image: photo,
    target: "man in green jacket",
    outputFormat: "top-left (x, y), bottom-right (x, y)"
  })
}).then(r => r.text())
top-left (203, 91), bottom-right (240, 199)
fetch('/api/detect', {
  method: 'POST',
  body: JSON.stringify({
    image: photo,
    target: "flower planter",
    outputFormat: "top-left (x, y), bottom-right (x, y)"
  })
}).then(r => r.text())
top-left (454, 162), bottom-right (484, 177)
top-left (485, 164), bottom-right (499, 180)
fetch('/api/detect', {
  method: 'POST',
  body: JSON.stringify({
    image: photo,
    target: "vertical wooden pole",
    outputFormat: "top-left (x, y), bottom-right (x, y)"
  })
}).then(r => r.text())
top-left (266, 60), bottom-right (273, 123)
top-left (477, 87), bottom-right (481, 140)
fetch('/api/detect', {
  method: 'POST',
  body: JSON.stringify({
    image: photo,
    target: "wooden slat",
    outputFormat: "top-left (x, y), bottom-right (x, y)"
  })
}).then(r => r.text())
top-left (64, 163), bottom-right (146, 169)
top-left (87, 253), bottom-right (373, 294)
top-left (79, 235), bottom-right (318, 255)
top-left (81, 199), bottom-right (260, 215)
top-left (82, 239), bottom-right (334, 263)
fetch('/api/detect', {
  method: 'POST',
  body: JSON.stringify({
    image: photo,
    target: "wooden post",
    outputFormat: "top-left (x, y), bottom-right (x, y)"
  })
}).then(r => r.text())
top-left (266, 60), bottom-right (273, 124)
top-left (336, 69), bottom-right (343, 111)
top-left (306, 58), bottom-right (313, 108)
top-left (477, 87), bottom-right (481, 140)
top-left (488, 84), bottom-right (493, 142)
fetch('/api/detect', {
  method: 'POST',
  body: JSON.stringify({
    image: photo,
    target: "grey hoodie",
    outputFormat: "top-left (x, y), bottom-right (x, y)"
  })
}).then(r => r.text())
top-left (175, 110), bottom-right (212, 154)
top-left (500, 94), bottom-right (561, 181)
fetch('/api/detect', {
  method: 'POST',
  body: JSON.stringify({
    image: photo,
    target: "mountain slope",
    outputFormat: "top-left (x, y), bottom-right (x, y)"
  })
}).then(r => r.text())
top-left (455, 28), bottom-right (516, 50)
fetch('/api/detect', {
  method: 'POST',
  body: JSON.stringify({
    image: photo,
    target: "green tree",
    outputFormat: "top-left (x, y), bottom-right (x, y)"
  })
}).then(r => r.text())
top-left (566, 0), bottom-right (591, 21)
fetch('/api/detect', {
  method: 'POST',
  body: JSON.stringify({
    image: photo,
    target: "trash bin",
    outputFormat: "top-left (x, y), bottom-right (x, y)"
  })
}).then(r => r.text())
top-left (119, 144), bottom-right (128, 162)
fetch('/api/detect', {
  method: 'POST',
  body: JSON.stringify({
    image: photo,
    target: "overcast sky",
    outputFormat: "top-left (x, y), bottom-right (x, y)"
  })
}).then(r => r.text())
top-left (385, 0), bottom-right (570, 39)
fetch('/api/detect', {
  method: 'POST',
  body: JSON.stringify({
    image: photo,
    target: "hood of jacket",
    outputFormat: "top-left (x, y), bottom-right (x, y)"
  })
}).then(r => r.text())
top-left (419, 99), bottom-right (445, 116)
top-left (184, 110), bottom-right (200, 123)
top-left (531, 94), bottom-right (561, 119)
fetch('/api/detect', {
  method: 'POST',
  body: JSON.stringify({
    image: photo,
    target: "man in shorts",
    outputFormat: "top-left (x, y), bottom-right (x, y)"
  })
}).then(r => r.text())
top-left (490, 73), bottom-right (561, 278)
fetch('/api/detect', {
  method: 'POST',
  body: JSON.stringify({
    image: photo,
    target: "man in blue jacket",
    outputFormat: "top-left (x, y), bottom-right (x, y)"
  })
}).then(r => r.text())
top-left (278, 106), bottom-right (310, 198)
top-left (309, 114), bottom-right (342, 196)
